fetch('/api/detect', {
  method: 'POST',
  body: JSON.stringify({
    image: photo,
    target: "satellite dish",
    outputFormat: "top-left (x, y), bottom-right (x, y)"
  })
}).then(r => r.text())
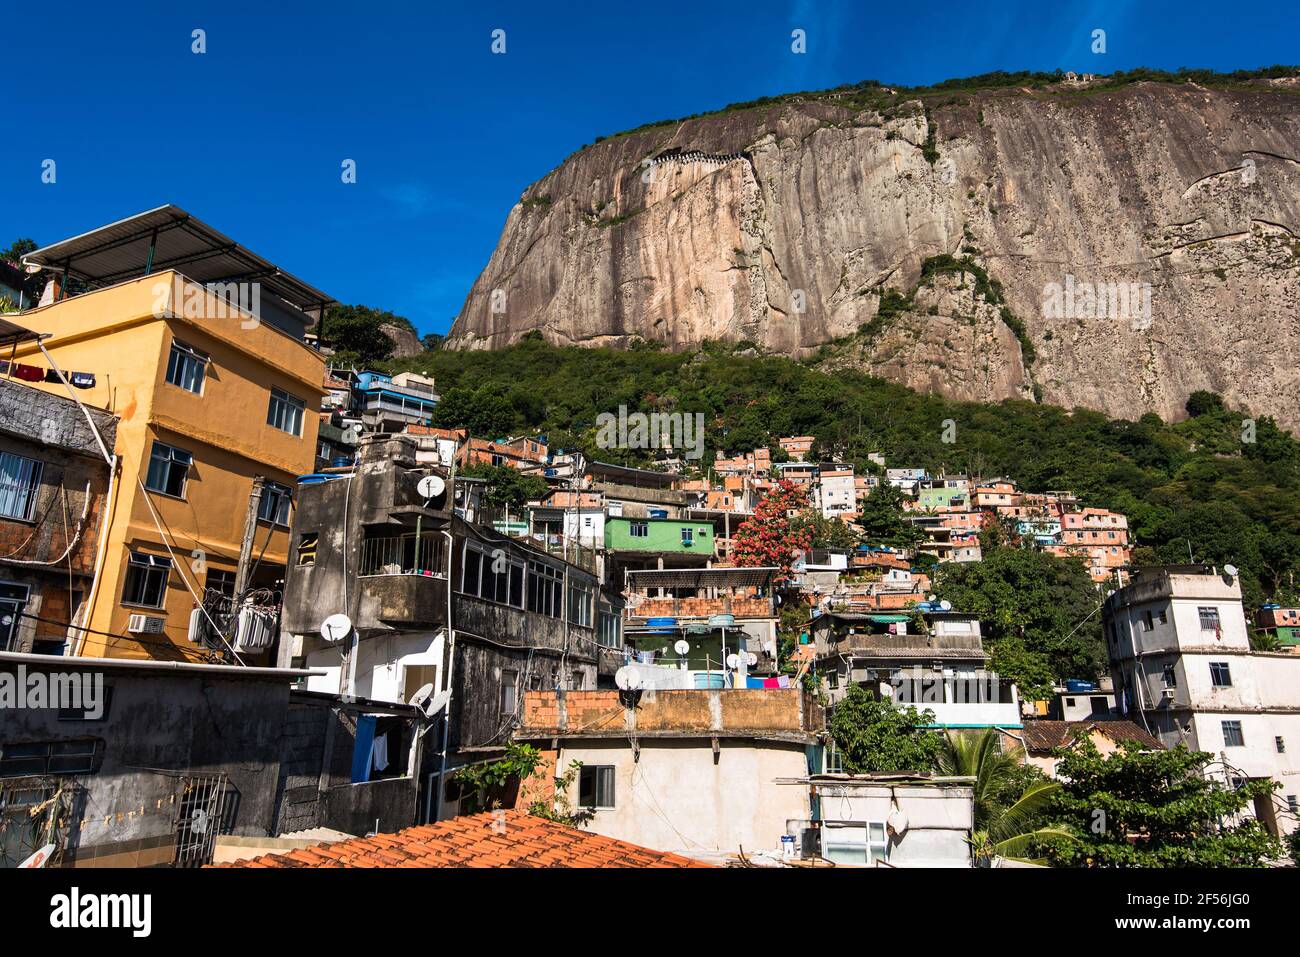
top-left (673, 639), bottom-right (691, 656)
top-left (726, 654), bottom-right (740, 670)
top-left (320, 613), bottom-right (353, 643)
top-left (417, 475), bottom-right (446, 500)
top-left (18, 843), bottom-right (55, 868)
top-left (1223, 563), bottom-right (1239, 578)
top-left (939, 599), bottom-right (953, 611)
top-left (886, 807), bottom-right (910, 836)
top-left (747, 652), bottom-right (758, 667)
top-left (408, 682), bottom-right (436, 709)
top-left (614, 667), bottom-right (643, 691)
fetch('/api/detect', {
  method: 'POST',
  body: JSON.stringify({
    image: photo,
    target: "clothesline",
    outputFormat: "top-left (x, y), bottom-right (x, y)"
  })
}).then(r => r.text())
top-left (0, 360), bottom-right (97, 389)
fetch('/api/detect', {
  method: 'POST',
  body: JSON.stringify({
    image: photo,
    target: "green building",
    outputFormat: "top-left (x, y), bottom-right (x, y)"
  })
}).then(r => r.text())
top-left (605, 516), bottom-right (713, 554)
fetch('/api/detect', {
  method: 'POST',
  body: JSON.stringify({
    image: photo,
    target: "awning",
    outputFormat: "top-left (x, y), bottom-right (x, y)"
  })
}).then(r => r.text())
top-left (22, 205), bottom-right (335, 319)
top-left (0, 316), bottom-right (43, 350)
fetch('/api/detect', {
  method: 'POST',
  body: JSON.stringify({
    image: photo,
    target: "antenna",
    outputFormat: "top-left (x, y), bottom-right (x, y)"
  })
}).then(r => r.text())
top-left (320, 613), bottom-right (353, 643)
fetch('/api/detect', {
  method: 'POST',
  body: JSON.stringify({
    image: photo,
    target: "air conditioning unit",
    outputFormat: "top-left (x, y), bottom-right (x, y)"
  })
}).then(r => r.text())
top-left (127, 614), bottom-right (166, 635)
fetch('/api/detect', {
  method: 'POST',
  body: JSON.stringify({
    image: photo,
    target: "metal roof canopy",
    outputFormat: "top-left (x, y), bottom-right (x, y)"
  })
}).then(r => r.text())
top-left (0, 316), bottom-right (44, 350)
top-left (626, 567), bottom-right (780, 589)
top-left (22, 205), bottom-right (334, 319)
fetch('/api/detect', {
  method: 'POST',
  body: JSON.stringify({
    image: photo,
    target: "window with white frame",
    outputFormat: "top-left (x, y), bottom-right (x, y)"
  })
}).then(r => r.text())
top-left (1209, 662), bottom-right (1232, 688)
top-left (527, 560), bottom-right (564, 618)
top-left (257, 481), bottom-right (293, 526)
top-left (597, 604), bottom-right (621, 648)
top-left (681, 527), bottom-right (694, 546)
top-left (628, 521), bottom-right (648, 538)
top-left (0, 451), bottom-right (42, 521)
top-left (822, 822), bottom-right (889, 865)
top-left (267, 387), bottom-right (305, 436)
top-left (578, 765), bottom-right (615, 809)
top-left (1198, 606), bottom-right (1221, 633)
top-left (461, 542), bottom-right (524, 607)
top-left (145, 442), bottom-right (192, 498)
top-left (567, 580), bottom-right (594, 627)
top-left (500, 669), bottom-right (518, 717)
top-left (165, 339), bottom-right (208, 394)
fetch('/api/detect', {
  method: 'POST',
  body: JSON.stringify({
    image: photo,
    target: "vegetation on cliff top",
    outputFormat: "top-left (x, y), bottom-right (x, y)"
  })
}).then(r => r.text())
top-left (390, 337), bottom-right (1300, 612)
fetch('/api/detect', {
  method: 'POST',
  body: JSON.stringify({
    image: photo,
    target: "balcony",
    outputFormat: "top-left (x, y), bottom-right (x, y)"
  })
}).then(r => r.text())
top-left (629, 595), bottom-right (773, 620)
top-left (358, 531), bottom-right (445, 576)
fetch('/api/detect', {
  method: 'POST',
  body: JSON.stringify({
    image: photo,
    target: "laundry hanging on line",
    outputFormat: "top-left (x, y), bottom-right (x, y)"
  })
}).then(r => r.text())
top-left (0, 360), bottom-right (97, 388)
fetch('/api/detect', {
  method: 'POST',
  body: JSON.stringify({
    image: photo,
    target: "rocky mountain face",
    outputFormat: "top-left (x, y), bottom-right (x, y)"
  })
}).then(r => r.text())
top-left (446, 79), bottom-right (1300, 427)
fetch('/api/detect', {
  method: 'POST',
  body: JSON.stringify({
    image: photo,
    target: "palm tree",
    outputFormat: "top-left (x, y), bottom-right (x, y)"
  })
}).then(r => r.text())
top-left (939, 728), bottom-right (1074, 865)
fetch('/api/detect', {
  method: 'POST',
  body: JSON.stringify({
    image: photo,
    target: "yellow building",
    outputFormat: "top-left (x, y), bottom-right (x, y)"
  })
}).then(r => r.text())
top-left (14, 206), bottom-right (331, 661)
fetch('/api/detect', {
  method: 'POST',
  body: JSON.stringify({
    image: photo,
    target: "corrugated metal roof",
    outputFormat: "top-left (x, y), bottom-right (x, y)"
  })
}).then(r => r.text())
top-left (0, 315), bottom-right (42, 349)
top-left (626, 567), bottom-right (779, 588)
top-left (21, 204), bottom-right (334, 317)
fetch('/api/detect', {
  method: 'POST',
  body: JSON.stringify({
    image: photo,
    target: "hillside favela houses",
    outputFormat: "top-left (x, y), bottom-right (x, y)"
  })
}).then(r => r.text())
top-left (2, 208), bottom-right (1297, 871)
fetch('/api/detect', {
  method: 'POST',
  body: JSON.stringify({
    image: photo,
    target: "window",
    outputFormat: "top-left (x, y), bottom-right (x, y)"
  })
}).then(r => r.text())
top-left (500, 670), bottom-right (518, 717)
top-left (207, 569), bottom-right (236, 597)
top-left (1198, 606), bottom-right (1221, 633)
top-left (257, 481), bottom-right (292, 526)
top-left (1141, 611), bottom-right (1154, 632)
top-left (681, 528), bottom-right (694, 546)
top-left (122, 552), bottom-right (171, 608)
top-left (165, 339), bottom-right (208, 394)
top-left (296, 533), bottom-right (318, 566)
top-left (567, 581), bottom-right (594, 627)
top-left (0, 739), bottom-right (100, 777)
top-left (0, 452), bottom-right (43, 521)
top-left (145, 442), bottom-right (192, 498)
top-left (527, 561), bottom-right (564, 618)
top-left (1289, 795), bottom-right (1298, 814)
top-left (578, 765), bottom-right (615, 809)
top-left (461, 544), bottom-right (483, 596)
top-left (1162, 664), bottom-right (1177, 688)
top-left (1222, 720), bottom-right (1245, 748)
top-left (461, 543), bottom-right (524, 607)
top-left (629, 521), bottom-right (648, 538)
top-left (597, 605), bottom-right (621, 648)
top-left (1209, 662), bottom-right (1232, 688)
top-left (1276, 736), bottom-right (1286, 754)
top-left (0, 583), bottom-right (31, 653)
top-left (267, 387), bottom-right (305, 436)
top-left (822, 822), bottom-right (889, 866)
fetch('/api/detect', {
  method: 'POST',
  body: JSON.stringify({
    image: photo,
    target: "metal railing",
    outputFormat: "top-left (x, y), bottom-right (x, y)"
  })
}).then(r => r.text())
top-left (358, 531), bottom-right (446, 576)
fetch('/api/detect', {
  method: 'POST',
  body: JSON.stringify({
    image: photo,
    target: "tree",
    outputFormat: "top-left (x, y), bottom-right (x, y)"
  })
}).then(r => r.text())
top-left (429, 385), bottom-right (519, 438)
top-left (1043, 737), bottom-right (1283, 867)
top-left (731, 480), bottom-right (812, 579)
top-left (1185, 389), bottom-right (1226, 418)
top-left (323, 303), bottom-right (405, 366)
top-left (791, 510), bottom-right (859, 550)
top-left (453, 742), bottom-right (592, 826)
top-left (938, 730), bottom-right (1073, 864)
top-left (936, 545), bottom-right (1104, 700)
top-left (856, 482), bottom-right (924, 548)
top-left (460, 463), bottom-right (549, 508)
top-left (422, 332), bottom-right (446, 351)
top-left (828, 684), bottom-right (943, 773)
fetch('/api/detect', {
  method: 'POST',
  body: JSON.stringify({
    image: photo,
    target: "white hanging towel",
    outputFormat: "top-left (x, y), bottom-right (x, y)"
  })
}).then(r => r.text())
top-left (371, 733), bottom-right (389, 772)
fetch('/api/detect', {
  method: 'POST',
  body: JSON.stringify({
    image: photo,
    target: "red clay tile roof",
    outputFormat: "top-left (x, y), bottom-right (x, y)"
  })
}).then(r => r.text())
top-left (1021, 719), bottom-right (1163, 752)
top-left (214, 811), bottom-right (711, 868)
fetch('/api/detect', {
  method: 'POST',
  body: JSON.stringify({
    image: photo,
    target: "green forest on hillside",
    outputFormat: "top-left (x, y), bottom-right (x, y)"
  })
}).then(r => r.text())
top-left (384, 337), bottom-right (1300, 614)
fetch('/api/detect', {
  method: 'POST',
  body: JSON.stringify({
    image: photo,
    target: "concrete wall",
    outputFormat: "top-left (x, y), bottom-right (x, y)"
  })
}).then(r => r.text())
top-left (813, 782), bottom-right (974, 867)
top-left (554, 737), bottom-right (811, 858)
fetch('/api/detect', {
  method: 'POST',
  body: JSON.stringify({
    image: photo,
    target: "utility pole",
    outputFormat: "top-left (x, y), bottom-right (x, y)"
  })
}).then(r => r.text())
top-left (234, 476), bottom-right (264, 602)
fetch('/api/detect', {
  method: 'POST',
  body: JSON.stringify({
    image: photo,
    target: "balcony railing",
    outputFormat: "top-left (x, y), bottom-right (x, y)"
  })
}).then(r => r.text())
top-left (628, 595), bottom-right (773, 620)
top-left (358, 531), bottom-right (445, 576)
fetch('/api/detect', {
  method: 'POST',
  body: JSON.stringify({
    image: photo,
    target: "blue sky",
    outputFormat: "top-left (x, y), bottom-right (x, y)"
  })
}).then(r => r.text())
top-left (3, 1), bottom-right (1297, 336)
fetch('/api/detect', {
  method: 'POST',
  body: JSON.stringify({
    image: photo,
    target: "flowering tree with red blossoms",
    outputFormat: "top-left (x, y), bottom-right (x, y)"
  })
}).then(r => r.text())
top-left (732, 480), bottom-right (813, 581)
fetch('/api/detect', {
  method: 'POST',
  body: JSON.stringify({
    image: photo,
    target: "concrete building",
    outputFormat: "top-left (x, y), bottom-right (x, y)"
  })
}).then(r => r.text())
top-left (812, 610), bottom-right (1022, 731)
top-left (0, 651), bottom-right (426, 867)
top-left (818, 466), bottom-right (856, 519)
top-left (16, 206), bottom-right (330, 661)
top-left (515, 687), bottom-right (822, 862)
top-left (789, 774), bottom-right (976, 867)
top-left (1103, 565), bottom-right (1300, 835)
top-left (278, 433), bottom-right (616, 817)
top-left (0, 356), bottom-right (117, 656)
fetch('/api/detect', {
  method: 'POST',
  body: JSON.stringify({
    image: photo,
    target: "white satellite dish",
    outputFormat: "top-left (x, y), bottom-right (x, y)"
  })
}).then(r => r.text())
top-left (615, 667), bottom-right (643, 691)
top-left (747, 652), bottom-right (758, 667)
top-left (18, 843), bottom-right (55, 868)
top-left (939, 599), bottom-right (953, 611)
top-left (726, 653), bottom-right (740, 670)
top-left (673, 639), bottom-right (691, 656)
top-left (409, 683), bottom-right (450, 718)
top-left (417, 475), bottom-right (446, 500)
top-left (320, 613), bottom-right (353, 643)
top-left (1223, 563), bottom-right (1239, 578)
top-left (408, 682), bottom-right (436, 709)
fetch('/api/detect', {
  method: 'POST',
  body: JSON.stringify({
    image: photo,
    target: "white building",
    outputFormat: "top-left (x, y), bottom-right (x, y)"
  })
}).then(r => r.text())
top-left (818, 467), bottom-right (856, 519)
top-left (1103, 565), bottom-right (1300, 836)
